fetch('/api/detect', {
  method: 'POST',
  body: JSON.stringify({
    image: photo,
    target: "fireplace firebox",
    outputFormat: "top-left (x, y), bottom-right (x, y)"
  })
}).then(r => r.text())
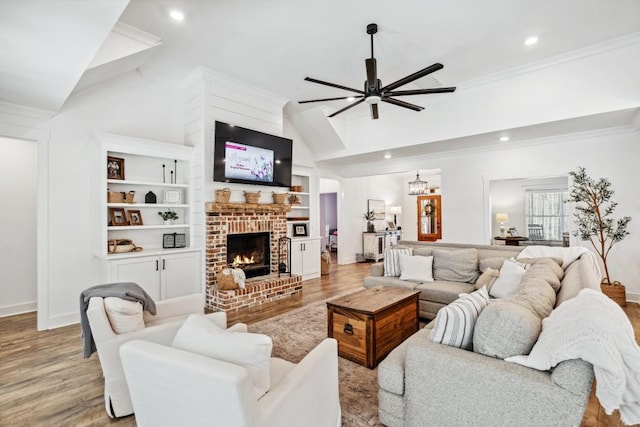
top-left (226, 232), bottom-right (271, 278)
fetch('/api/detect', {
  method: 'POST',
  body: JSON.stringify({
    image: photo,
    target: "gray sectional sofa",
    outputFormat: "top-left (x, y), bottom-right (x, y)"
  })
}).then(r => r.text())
top-left (369, 241), bottom-right (602, 427)
top-left (363, 241), bottom-right (522, 319)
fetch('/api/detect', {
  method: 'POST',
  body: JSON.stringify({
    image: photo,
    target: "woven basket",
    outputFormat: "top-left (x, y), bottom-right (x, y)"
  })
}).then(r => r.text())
top-left (216, 269), bottom-right (238, 290)
top-left (108, 191), bottom-right (135, 203)
top-left (601, 280), bottom-right (626, 307)
top-left (215, 188), bottom-right (231, 203)
top-left (244, 190), bottom-right (261, 204)
top-left (272, 191), bottom-right (287, 204)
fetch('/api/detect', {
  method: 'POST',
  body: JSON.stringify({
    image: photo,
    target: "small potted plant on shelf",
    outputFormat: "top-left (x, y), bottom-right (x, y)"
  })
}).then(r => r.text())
top-left (158, 209), bottom-right (179, 225)
top-left (567, 166), bottom-right (631, 306)
top-left (364, 210), bottom-right (376, 232)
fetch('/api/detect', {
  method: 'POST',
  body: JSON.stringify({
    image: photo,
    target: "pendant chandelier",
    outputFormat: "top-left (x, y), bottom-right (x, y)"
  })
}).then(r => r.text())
top-left (408, 171), bottom-right (429, 195)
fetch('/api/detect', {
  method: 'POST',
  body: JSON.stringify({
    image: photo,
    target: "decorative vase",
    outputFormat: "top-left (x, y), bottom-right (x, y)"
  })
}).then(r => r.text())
top-left (367, 221), bottom-right (375, 232)
top-left (164, 219), bottom-right (173, 225)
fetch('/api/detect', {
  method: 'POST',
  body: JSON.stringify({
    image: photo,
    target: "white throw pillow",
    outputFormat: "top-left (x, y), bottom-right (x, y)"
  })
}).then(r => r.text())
top-left (172, 314), bottom-right (273, 398)
top-left (384, 247), bottom-right (413, 277)
top-left (399, 254), bottom-right (434, 282)
top-left (103, 297), bottom-right (145, 334)
top-left (490, 259), bottom-right (530, 298)
top-left (428, 286), bottom-right (490, 350)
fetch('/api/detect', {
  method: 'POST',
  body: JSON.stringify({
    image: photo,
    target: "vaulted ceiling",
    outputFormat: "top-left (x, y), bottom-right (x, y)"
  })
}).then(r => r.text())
top-left (1, 0), bottom-right (639, 169)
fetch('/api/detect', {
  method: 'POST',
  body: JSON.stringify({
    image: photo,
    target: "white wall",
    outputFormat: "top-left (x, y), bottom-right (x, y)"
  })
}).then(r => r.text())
top-left (339, 128), bottom-right (640, 300)
top-left (41, 71), bottom-right (184, 328)
top-left (0, 137), bottom-right (37, 316)
top-left (339, 174), bottom-right (405, 264)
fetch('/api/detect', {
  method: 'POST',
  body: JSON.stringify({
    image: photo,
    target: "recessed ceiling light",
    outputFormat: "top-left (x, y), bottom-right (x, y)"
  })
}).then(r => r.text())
top-left (384, 154), bottom-right (392, 159)
top-left (499, 136), bottom-right (510, 142)
top-left (347, 96), bottom-right (355, 102)
top-left (169, 9), bottom-right (185, 21)
top-left (524, 36), bottom-right (538, 46)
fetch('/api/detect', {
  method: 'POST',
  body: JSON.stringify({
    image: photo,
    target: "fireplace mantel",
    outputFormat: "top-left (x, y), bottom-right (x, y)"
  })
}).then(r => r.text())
top-left (206, 202), bottom-right (291, 214)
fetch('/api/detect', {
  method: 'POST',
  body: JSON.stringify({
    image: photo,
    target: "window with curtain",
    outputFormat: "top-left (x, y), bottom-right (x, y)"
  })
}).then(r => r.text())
top-left (524, 190), bottom-right (568, 240)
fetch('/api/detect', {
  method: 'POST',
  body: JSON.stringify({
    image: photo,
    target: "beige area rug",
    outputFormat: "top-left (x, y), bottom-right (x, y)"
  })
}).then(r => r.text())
top-left (249, 296), bottom-right (383, 427)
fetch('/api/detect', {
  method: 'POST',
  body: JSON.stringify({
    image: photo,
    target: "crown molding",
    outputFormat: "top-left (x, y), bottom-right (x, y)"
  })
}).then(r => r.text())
top-left (458, 32), bottom-right (640, 90)
top-left (0, 101), bottom-right (56, 121)
top-left (326, 124), bottom-right (637, 178)
top-left (112, 21), bottom-right (162, 47)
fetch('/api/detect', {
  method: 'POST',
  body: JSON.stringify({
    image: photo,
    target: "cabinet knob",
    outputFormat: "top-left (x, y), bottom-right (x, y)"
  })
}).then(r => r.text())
top-left (155, 260), bottom-right (159, 271)
top-left (162, 259), bottom-right (166, 270)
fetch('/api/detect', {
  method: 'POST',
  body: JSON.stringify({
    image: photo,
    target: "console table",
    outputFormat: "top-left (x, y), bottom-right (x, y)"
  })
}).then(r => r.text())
top-left (363, 230), bottom-right (403, 261)
top-left (494, 236), bottom-right (529, 246)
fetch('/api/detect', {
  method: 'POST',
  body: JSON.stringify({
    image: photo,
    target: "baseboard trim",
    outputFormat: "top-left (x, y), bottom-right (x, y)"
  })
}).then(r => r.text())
top-left (625, 291), bottom-right (639, 304)
top-left (0, 302), bottom-right (36, 318)
top-left (42, 312), bottom-right (79, 330)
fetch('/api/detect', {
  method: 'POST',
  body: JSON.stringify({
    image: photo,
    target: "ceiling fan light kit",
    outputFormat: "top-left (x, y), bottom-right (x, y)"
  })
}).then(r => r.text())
top-left (299, 23), bottom-right (456, 120)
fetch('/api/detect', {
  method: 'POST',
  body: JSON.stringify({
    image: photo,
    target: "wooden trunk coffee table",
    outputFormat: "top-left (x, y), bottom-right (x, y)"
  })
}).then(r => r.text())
top-left (326, 286), bottom-right (420, 369)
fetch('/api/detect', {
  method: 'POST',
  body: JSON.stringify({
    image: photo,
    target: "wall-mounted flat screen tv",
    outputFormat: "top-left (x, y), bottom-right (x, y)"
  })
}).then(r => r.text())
top-left (213, 121), bottom-right (293, 188)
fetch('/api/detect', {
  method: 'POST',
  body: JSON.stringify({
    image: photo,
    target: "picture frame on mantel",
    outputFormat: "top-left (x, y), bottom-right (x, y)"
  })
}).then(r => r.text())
top-left (293, 223), bottom-right (308, 237)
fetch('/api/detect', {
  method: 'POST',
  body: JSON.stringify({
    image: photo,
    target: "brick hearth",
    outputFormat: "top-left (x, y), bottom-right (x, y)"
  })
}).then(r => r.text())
top-left (205, 203), bottom-right (301, 311)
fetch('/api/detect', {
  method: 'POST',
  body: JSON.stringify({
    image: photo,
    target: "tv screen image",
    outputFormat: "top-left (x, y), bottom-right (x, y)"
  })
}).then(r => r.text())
top-left (214, 121), bottom-right (292, 188)
top-left (225, 142), bottom-right (274, 182)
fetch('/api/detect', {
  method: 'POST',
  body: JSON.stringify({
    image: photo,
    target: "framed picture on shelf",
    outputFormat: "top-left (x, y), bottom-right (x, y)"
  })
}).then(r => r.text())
top-left (387, 221), bottom-right (396, 230)
top-left (508, 227), bottom-right (519, 237)
top-left (164, 190), bottom-right (181, 204)
top-left (107, 156), bottom-right (125, 180)
top-left (109, 208), bottom-right (128, 226)
top-left (127, 210), bottom-right (143, 226)
top-left (293, 223), bottom-right (308, 237)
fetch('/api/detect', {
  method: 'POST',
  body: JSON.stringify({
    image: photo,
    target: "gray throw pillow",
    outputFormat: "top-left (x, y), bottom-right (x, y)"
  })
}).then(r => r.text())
top-left (432, 248), bottom-right (479, 283)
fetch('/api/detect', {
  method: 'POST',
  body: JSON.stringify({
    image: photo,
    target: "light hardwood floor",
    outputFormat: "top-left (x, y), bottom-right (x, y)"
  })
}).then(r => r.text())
top-left (0, 258), bottom-right (637, 426)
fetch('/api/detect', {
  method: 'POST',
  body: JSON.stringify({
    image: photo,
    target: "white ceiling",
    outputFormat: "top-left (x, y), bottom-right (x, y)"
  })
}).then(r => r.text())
top-left (1, 0), bottom-right (639, 167)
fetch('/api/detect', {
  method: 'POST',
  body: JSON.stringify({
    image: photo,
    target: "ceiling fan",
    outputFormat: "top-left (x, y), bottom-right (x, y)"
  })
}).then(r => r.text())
top-left (299, 23), bottom-right (456, 120)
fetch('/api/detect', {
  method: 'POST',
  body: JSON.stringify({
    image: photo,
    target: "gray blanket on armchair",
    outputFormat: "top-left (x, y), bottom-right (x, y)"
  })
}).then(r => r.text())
top-left (80, 282), bottom-right (157, 358)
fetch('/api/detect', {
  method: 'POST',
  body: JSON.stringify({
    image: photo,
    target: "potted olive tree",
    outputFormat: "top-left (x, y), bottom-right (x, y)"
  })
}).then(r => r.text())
top-left (567, 167), bottom-right (631, 306)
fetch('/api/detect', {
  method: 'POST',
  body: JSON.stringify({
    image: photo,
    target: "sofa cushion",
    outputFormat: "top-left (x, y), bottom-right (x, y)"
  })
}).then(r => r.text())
top-left (432, 248), bottom-right (479, 283)
top-left (475, 267), bottom-right (499, 291)
top-left (474, 276), bottom-right (555, 359)
top-left (172, 313), bottom-right (273, 399)
top-left (473, 301), bottom-right (541, 358)
top-left (384, 247), bottom-right (413, 277)
top-left (489, 259), bottom-right (530, 299)
top-left (556, 259), bottom-right (585, 307)
top-left (414, 281), bottom-right (476, 305)
top-left (104, 297), bottom-right (145, 334)
top-left (399, 255), bottom-right (434, 282)
top-left (522, 263), bottom-right (562, 292)
top-left (364, 275), bottom-right (420, 291)
top-left (412, 247), bottom-right (433, 257)
top-left (429, 287), bottom-right (489, 350)
top-left (479, 256), bottom-right (510, 273)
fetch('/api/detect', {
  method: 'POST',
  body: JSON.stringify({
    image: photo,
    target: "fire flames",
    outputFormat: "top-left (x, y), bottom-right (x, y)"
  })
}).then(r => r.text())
top-left (232, 254), bottom-right (255, 267)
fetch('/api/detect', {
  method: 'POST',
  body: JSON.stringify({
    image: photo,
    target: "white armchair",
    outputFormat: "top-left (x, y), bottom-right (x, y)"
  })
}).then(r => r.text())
top-left (86, 293), bottom-right (247, 418)
top-left (119, 338), bottom-right (341, 427)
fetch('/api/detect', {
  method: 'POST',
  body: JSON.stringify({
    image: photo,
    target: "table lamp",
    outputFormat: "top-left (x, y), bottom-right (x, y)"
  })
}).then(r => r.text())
top-left (389, 205), bottom-right (402, 225)
top-left (496, 213), bottom-right (509, 237)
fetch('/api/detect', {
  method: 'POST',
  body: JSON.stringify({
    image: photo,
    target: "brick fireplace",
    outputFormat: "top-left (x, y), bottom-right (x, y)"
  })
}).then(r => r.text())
top-left (205, 202), bottom-right (302, 311)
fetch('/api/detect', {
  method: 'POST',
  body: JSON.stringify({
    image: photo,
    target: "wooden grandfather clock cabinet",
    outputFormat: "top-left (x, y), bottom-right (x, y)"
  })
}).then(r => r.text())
top-left (417, 195), bottom-right (442, 241)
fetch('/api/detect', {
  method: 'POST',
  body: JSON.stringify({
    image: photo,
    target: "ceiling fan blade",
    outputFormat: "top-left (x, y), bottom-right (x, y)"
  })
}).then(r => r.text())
top-left (365, 58), bottom-right (377, 90)
top-left (328, 98), bottom-right (365, 118)
top-left (304, 77), bottom-right (365, 94)
top-left (371, 103), bottom-right (379, 120)
top-left (385, 87), bottom-right (456, 96)
top-left (298, 95), bottom-right (364, 104)
top-left (381, 97), bottom-right (424, 112)
top-left (381, 63), bottom-right (444, 92)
